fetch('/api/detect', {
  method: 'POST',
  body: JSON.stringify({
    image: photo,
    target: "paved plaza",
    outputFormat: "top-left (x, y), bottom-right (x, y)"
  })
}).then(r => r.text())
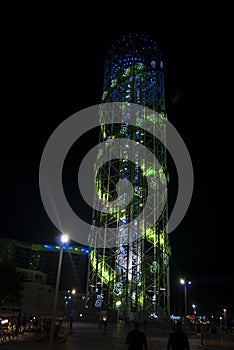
top-left (1, 322), bottom-right (234, 350)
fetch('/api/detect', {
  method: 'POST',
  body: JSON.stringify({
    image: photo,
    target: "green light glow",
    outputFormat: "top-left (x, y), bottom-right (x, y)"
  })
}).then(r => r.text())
top-left (90, 250), bottom-right (116, 284)
top-left (139, 292), bottom-right (144, 306)
top-left (145, 167), bottom-right (156, 176)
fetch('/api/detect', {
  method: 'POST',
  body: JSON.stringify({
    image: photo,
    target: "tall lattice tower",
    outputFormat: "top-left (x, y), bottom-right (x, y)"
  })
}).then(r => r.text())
top-left (87, 33), bottom-right (171, 323)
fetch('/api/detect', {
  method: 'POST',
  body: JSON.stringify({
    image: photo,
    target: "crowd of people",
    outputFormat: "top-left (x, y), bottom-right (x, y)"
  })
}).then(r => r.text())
top-left (0, 313), bottom-right (68, 343)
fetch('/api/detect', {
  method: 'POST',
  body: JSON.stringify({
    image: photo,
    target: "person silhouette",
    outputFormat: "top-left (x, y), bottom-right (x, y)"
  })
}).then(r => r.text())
top-left (103, 317), bottom-right (108, 335)
top-left (167, 320), bottom-right (190, 350)
top-left (125, 322), bottom-right (148, 350)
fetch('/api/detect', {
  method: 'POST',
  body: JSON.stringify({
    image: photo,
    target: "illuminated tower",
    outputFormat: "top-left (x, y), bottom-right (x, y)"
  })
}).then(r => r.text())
top-left (87, 33), bottom-right (171, 322)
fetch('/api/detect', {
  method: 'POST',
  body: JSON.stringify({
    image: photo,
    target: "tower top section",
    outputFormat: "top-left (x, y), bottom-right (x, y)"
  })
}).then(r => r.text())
top-left (105, 32), bottom-right (164, 71)
top-left (102, 32), bottom-right (165, 111)
top-left (111, 32), bottom-right (162, 52)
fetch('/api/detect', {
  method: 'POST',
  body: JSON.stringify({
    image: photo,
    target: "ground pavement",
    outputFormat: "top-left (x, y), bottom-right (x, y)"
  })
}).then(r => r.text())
top-left (1, 322), bottom-right (234, 350)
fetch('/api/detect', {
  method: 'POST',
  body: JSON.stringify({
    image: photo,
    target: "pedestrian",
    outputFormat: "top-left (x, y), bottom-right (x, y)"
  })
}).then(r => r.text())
top-left (69, 316), bottom-right (74, 334)
top-left (21, 313), bottom-right (27, 334)
top-left (200, 322), bottom-right (206, 345)
top-left (125, 322), bottom-right (148, 350)
top-left (205, 323), bottom-right (211, 345)
top-left (167, 320), bottom-right (190, 350)
top-left (103, 317), bottom-right (108, 335)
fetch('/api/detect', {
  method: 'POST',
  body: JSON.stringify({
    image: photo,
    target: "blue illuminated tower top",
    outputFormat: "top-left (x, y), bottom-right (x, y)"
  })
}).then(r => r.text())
top-left (102, 32), bottom-right (165, 112)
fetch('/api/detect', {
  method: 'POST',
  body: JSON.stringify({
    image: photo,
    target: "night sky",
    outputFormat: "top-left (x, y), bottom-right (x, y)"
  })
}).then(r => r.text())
top-left (2, 9), bottom-right (233, 319)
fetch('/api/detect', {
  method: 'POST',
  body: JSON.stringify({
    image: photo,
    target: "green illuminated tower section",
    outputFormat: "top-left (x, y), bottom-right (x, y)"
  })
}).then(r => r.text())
top-left (87, 33), bottom-right (171, 322)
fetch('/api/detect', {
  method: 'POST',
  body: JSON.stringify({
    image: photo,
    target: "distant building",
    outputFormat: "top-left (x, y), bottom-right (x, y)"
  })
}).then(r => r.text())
top-left (0, 237), bottom-right (89, 292)
top-left (17, 268), bottom-right (54, 315)
top-left (0, 237), bottom-right (89, 316)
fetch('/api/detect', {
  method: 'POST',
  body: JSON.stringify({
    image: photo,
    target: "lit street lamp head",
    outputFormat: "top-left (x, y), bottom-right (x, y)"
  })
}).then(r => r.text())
top-left (61, 234), bottom-right (69, 244)
top-left (180, 279), bottom-right (191, 285)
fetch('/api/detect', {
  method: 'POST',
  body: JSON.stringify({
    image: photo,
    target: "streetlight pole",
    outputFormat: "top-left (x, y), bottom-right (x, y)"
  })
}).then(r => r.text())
top-left (220, 316), bottom-right (223, 331)
top-left (192, 304), bottom-right (197, 320)
top-left (180, 279), bottom-right (191, 322)
top-left (50, 234), bottom-right (69, 343)
top-left (184, 282), bottom-right (187, 318)
top-left (223, 309), bottom-right (227, 329)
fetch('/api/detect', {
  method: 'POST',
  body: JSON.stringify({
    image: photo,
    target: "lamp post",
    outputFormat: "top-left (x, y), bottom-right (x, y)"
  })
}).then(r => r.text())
top-left (220, 316), bottom-right (223, 331)
top-left (50, 233), bottom-right (69, 343)
top-left (180, 279), bottom-right (191, 322)
top-left (223, 309), bottom-right (227, 329)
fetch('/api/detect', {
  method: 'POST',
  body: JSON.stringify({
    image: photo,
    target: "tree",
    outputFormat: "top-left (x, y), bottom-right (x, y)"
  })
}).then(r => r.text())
top-left (0, 259), bottom-right (25, 308)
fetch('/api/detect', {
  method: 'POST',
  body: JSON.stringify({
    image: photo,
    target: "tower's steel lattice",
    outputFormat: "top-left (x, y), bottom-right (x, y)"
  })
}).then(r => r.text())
top-left (87, 33), bottom-right (171, 322)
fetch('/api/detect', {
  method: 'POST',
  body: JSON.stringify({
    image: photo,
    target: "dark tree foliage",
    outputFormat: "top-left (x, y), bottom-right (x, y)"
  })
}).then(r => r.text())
top-left (0, 259), bottom-right (25, 307)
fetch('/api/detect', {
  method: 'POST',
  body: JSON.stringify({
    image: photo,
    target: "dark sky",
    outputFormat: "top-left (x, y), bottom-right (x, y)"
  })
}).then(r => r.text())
top-left (2, 10), bottom-right (233, 318)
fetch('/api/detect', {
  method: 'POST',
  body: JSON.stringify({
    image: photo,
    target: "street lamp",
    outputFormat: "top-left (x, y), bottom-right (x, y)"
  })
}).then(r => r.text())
top-left (192, 304), bottom-right (197, 316)
top-left (223, 309), bottom-right (227, 329)
top-left (50, 233), bottom-right (69, 343)
top-left (220, 316), bottom-right (223, 331)
top-left (180, 279), bottom-right (191, 321)
top-left (64, 289), bottom-right (76, 306)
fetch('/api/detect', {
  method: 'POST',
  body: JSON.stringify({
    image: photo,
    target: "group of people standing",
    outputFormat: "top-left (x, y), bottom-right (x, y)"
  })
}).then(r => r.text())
top-left (125, 320), bottom-right (190, 350)
top-left (200, 322), bottom-right (211, 346)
